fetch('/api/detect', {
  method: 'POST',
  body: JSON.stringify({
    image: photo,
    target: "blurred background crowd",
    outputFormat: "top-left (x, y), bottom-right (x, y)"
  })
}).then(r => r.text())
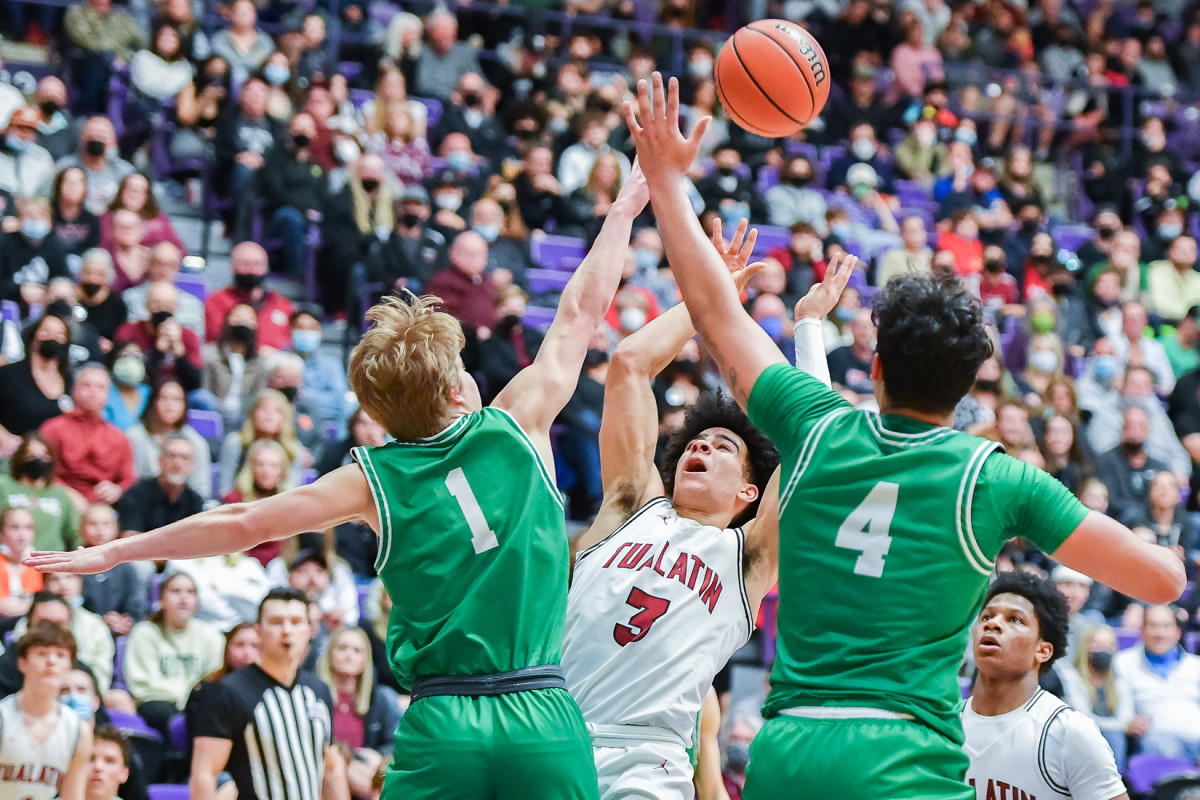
top-left (0, 0), bottom-right (1200, 796)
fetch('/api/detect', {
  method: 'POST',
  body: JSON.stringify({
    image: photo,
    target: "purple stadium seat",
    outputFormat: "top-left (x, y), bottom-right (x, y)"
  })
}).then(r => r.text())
top-left (108, 710), bottom-right (162, 742)
top-left (959, 677), bottom-right (972, 699)
top-left (1186, 631), bottom-right (1200, 654)
top-left (175, 273), bottom-right (207, 303)
top-left (148, 785), bottom-right (190, 800)
top-left (411, 96), bottom-right (443, 130)
top-left (527, 268), bottom-right (571, 295)
top-left (349, 89), bottom-right (372, 109)
top-left (301, 469), bottom-right (317, 485)
top-left (751, 225), bottom-right (792, 256)
top-left (168, 715), bottom-right (188, 752)
top-left (1116, 627), bottom-right (1141, 650)
top-left (357, 583), bottom-right (371, 620)
top-left (1, 300), bottom-right (18, 328)
top-left (556, 257), bottom-right (584, 273)
top-left (1128, 754), bottom-right (1196, 796)
top-left (757, 164), bottom-right (780, 194)
top-left (1052, 225), bottom-right (1094, 253)
top-left (523, 305), bottom-right (556, 332)
top-left (786, 141), bottom-right (818, 163)
top-left (187, 410), bottom-right (223, 442)
top-left (894, 179), bottom-right (931, 204)
top-left (112, 635), bottom-right (128, 691)
top-left (531, 234), bottom-right (587, 270)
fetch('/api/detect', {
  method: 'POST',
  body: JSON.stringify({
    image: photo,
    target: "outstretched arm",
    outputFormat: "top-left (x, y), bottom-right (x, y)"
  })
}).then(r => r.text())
top-left (625, 74), bottom-right (783, 408)
top-left (26, 465), bottom-right (377, 574)
top-left (493, 162), bottom-right (649, 447)
top-left (1054, 512), bottom-right (1186, 604)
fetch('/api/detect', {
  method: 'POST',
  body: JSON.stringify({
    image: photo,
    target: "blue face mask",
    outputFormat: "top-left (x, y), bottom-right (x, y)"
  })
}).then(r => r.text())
top-left (955, 127), bottom-right (978, 146)
top-left (830, 222), bottom-right (851, 239)
top-left (1158, 223), bottom-right (1183, 240)
top-left (446, 151), bottom-right (473, 172)
top-left (264, 63), bottom-right (290, 86)
top-left (633, 247), bottom-right (659, 272)
top-left (61, 693), bottom-right (95, 721)
top-left (21, 218), bottom-right (50, 241)
top-left (6, 135), bottom-right (28, 154)
top-left (291, 329), bottom-right (321, 355)
top-left (759, 316), bottom-right (784, 340)
top-left (1093, 353), bottom-right (1119, 382)
top-left (835, 306), bottom-right (856, 322)
top-left (473, 223), bottom-right (499, 243)
top-left (721, 202), bottom-right (750, 230)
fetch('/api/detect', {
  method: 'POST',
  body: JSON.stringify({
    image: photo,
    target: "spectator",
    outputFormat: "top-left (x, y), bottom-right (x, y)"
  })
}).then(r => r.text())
top-left (721, 714), bottom-right (761, 800)
top-left (52, 167), bottom-right (101, 259)
top-left (1091, 230), bottom-right (1145, 307)
top-left (0, 197), bottom-right (69, 310)
top-left (891, 19), bottom-right (943, 100)
top-left (260, 112), bottom-right (327, 279)
top-left (0, 106), bottom-right (55, 200)
top-left (514, 146), bottom-right (568, 233)
top-left (824, 63), bottom-right (891, 144)
top-left (99, 174), bottom-right (185, 253)
top-left (124, 571), bottom-right (223, 741)
top-left (1085, 366), bottom-right (1189, 478)
top-left (39, 364), bottom-right (134, 507)
top-left (563, 152), bottom-right (625, 244)
top-left (271, 544), bottom-right (359, 635)
top-left (214, 77), bottom-right (281, 243)
top-left (766, 156), bottom-right (827, 231)
top-left (1115, 604), bottom-right (1200, 761)
top-left (123, 242), bottom-right (202, 337)
top-left (1113, 301), bottom-right (1175, 393)
top-left (316, 407), bottom-right (385, 477)
top-left (217, 389), bottom-right (304, 496)
top-left (78, 504), bottom-right (146, 637)
top-left (57, 117), bottom-right (135, 215)
top-left (223, 438), bottom-right (292, 517)
top-left (84, 726), bottom-right (133, 800)
top-left (296, 14), bottom-right (334, 87)
top-left (0, 623), bottom-right (91, 798)
top-left (124, 375), bottom-right (213, 497)
top-left (113, 281), bottom-right (204, 393)
top-left (73, 250), bottom-right (125, 345)
top-left (172, 56), bottom-right (231, 163)
top-left (204, 242), bottom-right (295, 351)
top-left (288, 308), bottom-right (347, 430)
top-left (166, 552), bottom-right (271, 632)
top-left (751, 293), bottom-right (795, 362)
top-left (0, 313), bottom-right (71, 448)
top-left (64, 0), bottom-right (144, 115)
top-left (1147, 235), bottom-right (1200, 327)
top-left (0, 593), bottom-right (91, 697)
top-left (827, 122), bottom-right (895, 194)
top-left (893, 116), bottom-right (948, 185)
top-left (189, 588), bottom-right (343, 800)
top-left (1128, 471), bottom-right (1194, 555)
top-left (432, 73), bottom-right (508, 170)
top-left (414, 8), bottom-right (483, 102)
top-left (32, 78), bottom-right (79, 163)
top-left (32, 572), bottom-right (118, 696)
top-left (115, 433), bottom-right (205, 536)
top-left (315, 627), bottom-right (401, 799)
top-left (1092, 405), bottom-right (1171, 525)
top-left (102, 340), bottom-right (149, 430)
top-left (876, 216), bottom-right (932, 287)
top-left (1039, 415), bottom-right (1090, 496)
top-left (424, 231), bottom-right (498, 334)
top-left (558, 334), bottom-right (607, 520)
top-left (365, 186), bottom-right (446, 294)
top-left (0, 507), bottom-right (43, 617)
top-left (102, 210), bottom-right (150, 293)
top-left (357, 582), bottom-right (399, 693)
top-left (1060, 625), bottom-right (1135, 769)
top-left (0, 434), bottom-right (77, 552)
top-left (210, 0), bottom-right (274, 87)
top-left (203, 303), bottom-right (269, 426)
top-left (476, 288), bottom-right (541, 405)
top-left (361, 67), bottom-right (427, 142)
top-left (827, 308), bottom-right (876, 403)
top-left (126, 22), bottom-right (195, 153)
top-left (974, 244), bottom-right (1021, 321)
top-left (695, 146), bottom-right (758, 226)
top-left (1161, 306), bottom-right (1200, 380)
top-left (471, 198), bottom-right (534, 294)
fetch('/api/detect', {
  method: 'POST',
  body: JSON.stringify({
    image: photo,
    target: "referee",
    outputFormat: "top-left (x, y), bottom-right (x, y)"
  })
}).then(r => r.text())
top-left (190, 587), bottom-right (349, 800)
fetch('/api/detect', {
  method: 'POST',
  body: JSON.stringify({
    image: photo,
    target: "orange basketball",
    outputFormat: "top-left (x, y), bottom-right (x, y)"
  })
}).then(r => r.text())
top-left (714, 20), bottom-right (831, 138)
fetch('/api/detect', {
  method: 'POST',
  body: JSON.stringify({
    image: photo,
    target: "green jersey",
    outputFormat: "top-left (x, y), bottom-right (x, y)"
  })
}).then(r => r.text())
top-left (747, 364), bottom-right (1089, 744)
top-left (353, 407), bottom-right (568, 689)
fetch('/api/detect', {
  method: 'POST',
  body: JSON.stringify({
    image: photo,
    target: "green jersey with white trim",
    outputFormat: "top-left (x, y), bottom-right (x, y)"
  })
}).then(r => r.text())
top-left (747, 364), bottom-right (1088, 744)
top-left (352, 407), bottom-right (568, 689)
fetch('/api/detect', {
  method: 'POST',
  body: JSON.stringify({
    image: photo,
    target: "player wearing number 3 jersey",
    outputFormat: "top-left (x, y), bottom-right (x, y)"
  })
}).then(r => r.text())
top-left (27, 163), bottom-right (661, 800)
top-left (624, 71), bottom-right (1186, 800)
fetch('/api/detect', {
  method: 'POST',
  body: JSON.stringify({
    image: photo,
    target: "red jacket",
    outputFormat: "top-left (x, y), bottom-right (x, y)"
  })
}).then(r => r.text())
top-left (40, 410), bottom-right (136, 502)
top-left (424, 267), bottom-right (498, 332)
top-left (204, 287), bottom-right (296, 351)
top-left (113, 320), bottom-right (203, 370)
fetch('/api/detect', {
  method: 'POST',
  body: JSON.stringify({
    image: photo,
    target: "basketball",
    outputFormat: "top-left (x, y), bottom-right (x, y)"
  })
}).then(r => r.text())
top-left (715, 20), bottom-right (831, 138)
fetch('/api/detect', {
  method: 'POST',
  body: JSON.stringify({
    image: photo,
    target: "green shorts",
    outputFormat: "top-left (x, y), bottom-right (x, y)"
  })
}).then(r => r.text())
top-left (383, 687), bottom-right (598, 800)
top-left (743, 714), bottom-right (974, 800)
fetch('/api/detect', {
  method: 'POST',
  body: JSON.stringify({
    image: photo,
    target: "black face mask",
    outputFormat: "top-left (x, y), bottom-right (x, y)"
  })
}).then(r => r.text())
top-left (786, 174), bottom-right (812, 187)
top-left (38, 100), bottom-right (59, 117)
top-left (1097, 226), bottom-right (1118, 241)
top-left (674, 359), bottom-right (699, 375)
top-left (277, 386), bottom-right (299, 404)
top-left (399, 211), bottom-right (422, 228)
top-left (291, 133), bottom-right (311, 149)
top-left (19, 457), bottom-right (52, 482)
top-left (45, 298), bottom-right (73, 319)
top-left (1089, 650), bottom-right (1114, 672)
top-left (36, 339), bottom-right (64, 360)
top-left (1096, 297), bottom-right (1120, 310)
top-left (227, 324), bottom-right (255, 345)
top-left (360, 178), bottom-right (380, 193)
top-left (975, 379), bottom-right (1000, 394)
top-left (984, 259), bottom-right (1006, 273)
top-left (1120, 440), bottom-right (1145, 456)
top-left (150, 310), bottom-right (173, 327)
top-left (83, 139), bottom-right (107, 158)
top-left (495, 314), bottom-right (522, 333)
top-left (233, 272), bottom-right (263, 292)
top-left (583, 348), bottom-right (609, 368)
top-left (80, 282), bottom-right (103, 298)
top-left (1020, 219), bottom-right (1040, 234)
top-left (462, 92), bottom-right (483, 109)
top-left (716, 165), bottom-right (736, 177)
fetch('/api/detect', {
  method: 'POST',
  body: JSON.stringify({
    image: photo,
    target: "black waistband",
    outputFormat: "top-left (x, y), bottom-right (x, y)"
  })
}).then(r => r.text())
top-left (409, 665), bottom-right (566, 702)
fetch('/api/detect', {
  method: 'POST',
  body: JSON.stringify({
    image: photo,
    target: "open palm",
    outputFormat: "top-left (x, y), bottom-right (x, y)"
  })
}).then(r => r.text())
top-left (710, 218), bottom-right (766, 291)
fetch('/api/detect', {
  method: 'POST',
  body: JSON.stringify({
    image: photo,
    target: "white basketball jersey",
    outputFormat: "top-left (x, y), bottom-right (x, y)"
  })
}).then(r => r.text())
top-left (563, 497), bottom-right (755, 744)
top-left (962, 688), bottom-right (1126, 800)
top-left (0, 694), bottom-right (82, 800)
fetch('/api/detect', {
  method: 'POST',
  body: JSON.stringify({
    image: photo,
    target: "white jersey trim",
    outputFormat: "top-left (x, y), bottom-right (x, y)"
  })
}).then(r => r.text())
top-left (491, 407), bottom-right (565, 510)
top-left (733, 526), bottom-right (755, 641)
top-left (574, 497), bottom-right (672, 567)
top-left (352, 447), bottom-right (393, 573)
top-left (955, 441), bottom-right (1000, 576)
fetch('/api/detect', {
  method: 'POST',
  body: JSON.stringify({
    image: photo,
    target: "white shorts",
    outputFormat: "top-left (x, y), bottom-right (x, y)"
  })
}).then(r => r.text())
top-left (593, 740), bottom-right (694, 800)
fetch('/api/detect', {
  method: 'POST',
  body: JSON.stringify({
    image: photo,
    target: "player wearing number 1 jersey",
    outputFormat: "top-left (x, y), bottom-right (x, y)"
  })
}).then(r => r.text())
top-left (28, 164), bottom-right (658, 800)
top-left (624, 71), bottom-right (1186, 800)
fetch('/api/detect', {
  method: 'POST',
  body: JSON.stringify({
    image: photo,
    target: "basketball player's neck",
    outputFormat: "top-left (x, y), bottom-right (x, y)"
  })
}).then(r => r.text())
top-left (970, 669), bottom-right (1041, 716)
top-left (671, 498), bottom-right (734, 531)
top-left (17, 685), bottom-right (60, 718)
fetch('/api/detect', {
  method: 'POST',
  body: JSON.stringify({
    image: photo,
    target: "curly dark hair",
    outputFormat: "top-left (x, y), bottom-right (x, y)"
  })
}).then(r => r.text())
top-left (873, 273), bottom-right (993, 415)
top-left (983, 571), bottom-right (1070, 675)
top-left (660, 392), bottom-right (779, 528)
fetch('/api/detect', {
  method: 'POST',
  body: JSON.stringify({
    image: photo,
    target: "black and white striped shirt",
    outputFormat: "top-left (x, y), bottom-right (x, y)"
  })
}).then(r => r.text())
top-left (193, 665), bottom-right (333, 800)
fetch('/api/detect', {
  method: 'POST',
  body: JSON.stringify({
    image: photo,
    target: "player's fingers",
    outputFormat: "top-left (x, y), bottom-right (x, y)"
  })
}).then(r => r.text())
top-left (740, 226), bottom-right (759, 263)
top-left (651, 71), bottom-right (666, 121)
top-left (689, 115), bottom-right (712, 149)
top-left (729, 217), bottom-right (747, 253)
top-left (711, 217), bottom-right (724, 250)
top-left (666, 75), bottom-right (680, 130)
top-left (636, 80), bottom-right (651, 126)
top-left (623, 100), bottom-right (642, 135)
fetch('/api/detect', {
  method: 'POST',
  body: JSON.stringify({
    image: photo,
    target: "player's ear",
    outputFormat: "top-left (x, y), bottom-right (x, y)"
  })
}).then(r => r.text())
top-left (870, 354), bottom-right (883, 381)
top-left (1034, 639), bottom-right (1054, 669)
top-left (737, 481), bottom-right (759, 505)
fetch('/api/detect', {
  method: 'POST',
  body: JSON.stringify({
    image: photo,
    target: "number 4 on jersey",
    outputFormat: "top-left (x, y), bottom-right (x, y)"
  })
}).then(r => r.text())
top-left (834, 481), bottom-right (898, 578)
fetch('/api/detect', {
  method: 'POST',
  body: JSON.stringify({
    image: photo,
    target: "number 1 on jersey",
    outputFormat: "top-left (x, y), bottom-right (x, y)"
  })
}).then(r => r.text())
top-left (445, 468), bottom-right (498, 554)
top-left (835, 481), bottom-right (898, 578)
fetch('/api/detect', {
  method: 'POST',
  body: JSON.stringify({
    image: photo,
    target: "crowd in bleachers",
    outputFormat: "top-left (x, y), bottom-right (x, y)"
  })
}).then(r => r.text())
top-left (1, 0), bottom-right (1200, 795)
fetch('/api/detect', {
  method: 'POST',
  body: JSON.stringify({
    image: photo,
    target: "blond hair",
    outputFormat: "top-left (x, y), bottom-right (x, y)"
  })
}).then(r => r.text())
top-left (349, 295), bottom-right (464, 441)
top-left (234, 439), bottom-right (293, 500)
top-left (317, 626), bottom-right (375, 717)
top-left (1073, 625), bottom-right (1120, 713)
top-left (239, 389), bottom-right (302, 464)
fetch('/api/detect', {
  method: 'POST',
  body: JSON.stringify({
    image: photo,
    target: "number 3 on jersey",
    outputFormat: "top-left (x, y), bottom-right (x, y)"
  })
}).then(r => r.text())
top-left (835, 481), bottom-right (898, 578)
top-left (445, 468), bottom-right (498, 554)
top-left (614, 587), bottom-right (670, 646)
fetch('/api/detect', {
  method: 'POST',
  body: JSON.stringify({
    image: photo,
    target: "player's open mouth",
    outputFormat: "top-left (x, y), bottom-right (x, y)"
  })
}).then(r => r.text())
top-left (683, 456), bottom-right (707, 473)
top-left (977, 634), bottom-right (1002, 652)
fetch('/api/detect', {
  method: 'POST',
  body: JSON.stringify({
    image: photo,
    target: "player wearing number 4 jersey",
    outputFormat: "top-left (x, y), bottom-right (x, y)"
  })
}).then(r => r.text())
top-left (27, 163), bottom-right (660, 800)
top-left (624, 71), bottom-right (1186, 800)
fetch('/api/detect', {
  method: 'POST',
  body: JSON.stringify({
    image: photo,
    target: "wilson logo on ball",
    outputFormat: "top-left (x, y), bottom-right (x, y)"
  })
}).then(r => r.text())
top-left (773, 23), bottom-right (827, 87)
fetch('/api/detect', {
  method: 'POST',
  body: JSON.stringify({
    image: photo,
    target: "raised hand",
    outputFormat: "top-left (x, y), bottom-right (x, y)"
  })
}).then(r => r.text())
top-left (25, 544), bottom-right (118, 575)
top-left (624, 72), bottom-right (710, 183)
top-left (612, 157), bottom-right (650, 215)
top-left (711, 218), bottom-right (766, 291)
top-left (794, 252), bottom-right (860, 321)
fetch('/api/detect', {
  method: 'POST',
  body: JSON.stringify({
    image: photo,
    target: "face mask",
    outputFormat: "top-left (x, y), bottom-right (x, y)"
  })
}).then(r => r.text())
top-left (725, 741), bottom-right (751, 772)
top-left (1093, 353), bottom-right (1119, 382)
top-left (37, 339), bottom-right (64, 360)
top-left (264, 63), bottom-right (290, 85)
top-left (113, 356), bottom-right (146, 387)
top-left (399, 211), bottom-right (422, 228)
top-left (1097, 226), bottom-right (1117, 241)
top-left (674, 359), bottom-right (698, 375)
top-left (633, 247), bottom-right (659, 272)
top-left (464, 109), bottom-right (485, 128)
top-left (359, 178), bottom-right (381, 195)
top-left (45, 299), bottom-right (73, 319)
top-left (1089, 650), bottom-right (1114, 672)
top-left (786, 173), bottom-right (812, 187)
top-left (278, 386), bottom-right (299, 404)
top-left (228, 323), bottom-right (255, 345)
top-left (83, 139), bottom-right (107, 158)
top-left (1095, 296), bottom-right (1119, 310)
top-left (835, 306), bottom-right (856, 322)
top-left (291, 133), bottom-right (311, 149)
top-left (496, 314), bottom-right (521, 332)
top-left (688, 59), bottom-right (712, 78)
top-left (1028, 349), bottom-right (1058, 374)
top-left (473, 223), bottom-right (499, 243)
top-left (435, 193), bottom-right (462, 212)
top-left (852, 137), bottom-right (876, 161)
top-left (6, 135), bottom-right (27, 154)
top-left (721, 202), bottom-right (750, 230)
top-left (548, 117), bottom-right (569, 135)
top-left (20, 457), bottom-right (52, 481)
top-left (850, 183), bottom-right (872, 200)
top-left (716, 165), bottom-right (736, 177)
top-left (1030, 311), bottom-right (1056, 335)
top-left (1020, 219), bottom-right (1040, 234)
top-left (1120, 439), bottom-right (1145, 456)
top-left (619, 307), bottom-right (647, 332)
top-left (61, 693), bottom-right (95, 721)
top-left (975, 379), bottom-right (1001, 394)
top-left (759, 316), bottom-right (784, 340)
top-left (21, 218), bottom-right (50, 241)
top-left (984, 258), bottom-right (1006, 273)
top-left (38, 100), bottom-right (59, 117)
top-left (80, 282), bottom-right (103, 298)
top-left (1158, 223), bottom-right (1183, 240)
top-left (233, 272), bottom-right (263, 292)
top-left (150, 310), bottom-right (173, 327)
top-left (164, 472), bottom-right (189, 487)
top-left (446, 151), bottom-right (472, 172)
top-left (291, 329), bottom-right (321, 354)
top-left (914, 125), bottom-right (936, 148)
top-left (461, 92), bottom-right (483, 109)
top-left (583, 348), bottom-right (609, 368)
top-left (955, 127), bottom-right (977, 146)
top-left (830, 222), bottom-right (851, 239)
top-left (335, 139), bottom-right (360, 165)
